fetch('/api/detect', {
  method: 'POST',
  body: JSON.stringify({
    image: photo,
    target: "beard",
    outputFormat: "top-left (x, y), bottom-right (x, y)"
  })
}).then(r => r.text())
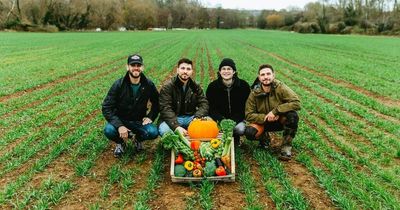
top-left (260, 79), bottom-right (272, 87)
top-left (178, 74), bottom-right (189, 81)
top-left (129, 71), bottom-right (140, 78)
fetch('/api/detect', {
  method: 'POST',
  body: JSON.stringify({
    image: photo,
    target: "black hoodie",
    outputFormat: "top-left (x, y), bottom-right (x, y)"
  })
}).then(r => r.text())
top-left (206, 77), bottom-right (250, 123)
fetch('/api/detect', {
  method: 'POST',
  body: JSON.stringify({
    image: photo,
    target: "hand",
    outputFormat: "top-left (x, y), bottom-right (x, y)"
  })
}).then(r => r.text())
top-left (142, 117), bottom-right (152, 125)
top-left (264, 111), bottom-right (279, 122)
top-left (118, 126), bottom-right (130, 141)
top-left (175, 126), bottom-right (188, 136)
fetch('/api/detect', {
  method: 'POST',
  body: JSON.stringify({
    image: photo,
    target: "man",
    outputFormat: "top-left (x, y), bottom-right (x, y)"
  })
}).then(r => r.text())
top-left (206, 58), bottom-right (250, 145)
top-left (158, 58), bottom-right (209, 136)
top-left (102, 54), bottom-right (159, 158)
top-left (245, 64), bottom-right (300, 160)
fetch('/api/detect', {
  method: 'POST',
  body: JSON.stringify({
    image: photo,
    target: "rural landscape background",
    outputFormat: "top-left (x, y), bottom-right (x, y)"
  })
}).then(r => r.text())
top-left (1, 0), bottom-right (400, 35)
top-left (1, 29), bottom-right (399, 209)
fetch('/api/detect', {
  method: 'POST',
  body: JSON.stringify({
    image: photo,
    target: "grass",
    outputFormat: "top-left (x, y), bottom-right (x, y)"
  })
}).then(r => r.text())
top-left (1, 30), bottom-right (399, 208)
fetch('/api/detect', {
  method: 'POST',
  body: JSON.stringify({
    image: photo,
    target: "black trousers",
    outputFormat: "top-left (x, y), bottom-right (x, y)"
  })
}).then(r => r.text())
top-left (244, 111), bottom-right (299, 140)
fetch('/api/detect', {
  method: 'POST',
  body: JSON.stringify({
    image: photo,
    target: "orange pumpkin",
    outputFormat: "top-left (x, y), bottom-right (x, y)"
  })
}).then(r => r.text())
top-left (249, 123), bottom-right (264, 138)
top-left (188, 118), bottom-right (219, 139)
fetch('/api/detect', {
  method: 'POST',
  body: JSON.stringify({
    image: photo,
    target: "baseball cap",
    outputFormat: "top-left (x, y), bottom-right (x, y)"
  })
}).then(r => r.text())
top-left (127, 54), bottom-right (143, 65)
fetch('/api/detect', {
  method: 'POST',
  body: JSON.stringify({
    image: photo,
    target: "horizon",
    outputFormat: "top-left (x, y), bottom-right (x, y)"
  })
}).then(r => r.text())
top-left (202, 0), bottom-right (317, 10)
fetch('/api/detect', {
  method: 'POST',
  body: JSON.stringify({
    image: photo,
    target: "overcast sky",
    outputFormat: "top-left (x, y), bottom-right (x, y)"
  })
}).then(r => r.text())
top-left (202, 0), bottom-right (317, 10)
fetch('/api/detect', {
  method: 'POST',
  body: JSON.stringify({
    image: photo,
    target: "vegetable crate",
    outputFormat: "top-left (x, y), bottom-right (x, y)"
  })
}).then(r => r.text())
top-left (170, 134), bottom-right (236, 183)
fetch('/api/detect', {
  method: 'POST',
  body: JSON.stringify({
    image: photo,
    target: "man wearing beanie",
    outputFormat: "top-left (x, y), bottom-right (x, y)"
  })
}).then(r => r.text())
top-left (206, 58), bottom-right (250, 145)
top-left (102, 54), bottom-right (159, 158)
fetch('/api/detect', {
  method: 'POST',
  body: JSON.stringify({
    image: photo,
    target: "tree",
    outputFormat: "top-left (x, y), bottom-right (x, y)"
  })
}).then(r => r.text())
top-left (266, 14), bottom-right (284, 28)
top-left (124, 0), bottom-right (157, 30)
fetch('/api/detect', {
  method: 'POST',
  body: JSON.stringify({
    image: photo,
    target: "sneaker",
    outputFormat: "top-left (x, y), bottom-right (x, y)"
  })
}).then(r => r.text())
top-left (279, 146), bottom-right (292, 161)
top-left (114, 143), bottom-right (124, 158)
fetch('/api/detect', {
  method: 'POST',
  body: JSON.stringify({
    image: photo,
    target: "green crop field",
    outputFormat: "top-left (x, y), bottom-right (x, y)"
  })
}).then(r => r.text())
top-left (0, 30), bottom-right (399, 209)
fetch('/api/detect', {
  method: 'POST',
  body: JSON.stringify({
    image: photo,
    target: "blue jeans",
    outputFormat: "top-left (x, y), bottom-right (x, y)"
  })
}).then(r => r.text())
top-left (104, 120), bottom-right (158, 144)
top-left (158, 115), bottom-right (194, 136)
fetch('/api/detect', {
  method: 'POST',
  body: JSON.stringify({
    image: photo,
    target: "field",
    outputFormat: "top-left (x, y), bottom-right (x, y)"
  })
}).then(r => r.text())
top-left (0, 30), bottom-right (399, 209)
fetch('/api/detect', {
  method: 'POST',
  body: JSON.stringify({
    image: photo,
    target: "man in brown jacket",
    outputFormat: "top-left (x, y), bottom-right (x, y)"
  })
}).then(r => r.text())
top-left (245, 64), bottom-right (300, 160)
top-left (158, 58), bottom-right (209, 136)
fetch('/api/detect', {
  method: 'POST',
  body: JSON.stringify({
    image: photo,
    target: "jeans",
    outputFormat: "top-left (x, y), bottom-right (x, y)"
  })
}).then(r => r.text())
top-left (103, 120), bottom-right (159, 144)
top-left (158, 115), bottom-right (194, 136)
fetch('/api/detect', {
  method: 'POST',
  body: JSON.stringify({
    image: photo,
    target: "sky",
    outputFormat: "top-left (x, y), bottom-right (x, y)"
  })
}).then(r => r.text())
top-left (202, 0), bottom-right (317, 10)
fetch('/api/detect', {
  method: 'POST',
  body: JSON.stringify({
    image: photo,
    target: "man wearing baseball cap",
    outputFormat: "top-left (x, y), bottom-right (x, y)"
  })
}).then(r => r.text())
top-left (206, 58), bottom-right (250, 146)
top-left (102, 54), bottom-right (159, 158)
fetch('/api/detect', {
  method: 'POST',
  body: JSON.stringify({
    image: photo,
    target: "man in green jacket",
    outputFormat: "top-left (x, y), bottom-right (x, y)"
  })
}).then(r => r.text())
top-left (158, 58), bottom-right (209, 136)
top-left (245, 64), bottom-right (300, 160)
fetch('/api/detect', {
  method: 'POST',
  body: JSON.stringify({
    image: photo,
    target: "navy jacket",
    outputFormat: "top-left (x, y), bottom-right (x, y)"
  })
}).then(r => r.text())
top-left (102, 72), bottom-right (159, 128)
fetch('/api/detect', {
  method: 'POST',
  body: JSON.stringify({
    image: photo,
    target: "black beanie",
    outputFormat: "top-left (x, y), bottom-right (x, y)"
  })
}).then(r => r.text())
top-left (219, 58), bottom-right (236, 72)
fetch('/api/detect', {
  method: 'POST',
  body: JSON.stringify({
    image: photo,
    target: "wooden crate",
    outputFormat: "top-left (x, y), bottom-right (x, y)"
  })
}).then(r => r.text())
top-left (170, 136), bottom-right (235, 183)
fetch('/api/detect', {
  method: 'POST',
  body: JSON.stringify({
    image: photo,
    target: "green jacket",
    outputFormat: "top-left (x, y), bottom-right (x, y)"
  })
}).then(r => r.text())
top-left (245, 79), bottom-right (300, 124)
top-left (159, 76), bottom-right (209, 130)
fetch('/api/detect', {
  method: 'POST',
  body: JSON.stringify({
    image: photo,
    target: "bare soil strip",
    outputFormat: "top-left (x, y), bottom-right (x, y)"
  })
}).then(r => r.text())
top-left (205, 44), bottom-right (216, 81)
top-left (199, 47), bottom-right (205, 85)
top-left (149, 153), bottom-right (194, 209)
top-left (215, 48), bottom-right (224, 59)
top-left (240, 144), bottom-right (276, 209)
top-left (53, 147), bottom-right (117, 210)
top-left (283, 160), bottom-right (335, 209)
top-left (242, 41), bottom-right (400, 107)
top-left (213, 181), bottom-right (247, 210)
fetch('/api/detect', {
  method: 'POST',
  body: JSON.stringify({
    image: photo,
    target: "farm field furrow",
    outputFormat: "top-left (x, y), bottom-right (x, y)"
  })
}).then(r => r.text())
top-left (0, 30), bottom-right (399, 209)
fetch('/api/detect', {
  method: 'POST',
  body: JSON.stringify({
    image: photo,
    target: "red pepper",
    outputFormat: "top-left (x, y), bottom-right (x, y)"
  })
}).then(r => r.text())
top-left (175, 153), bottom-right (184, 164)
top-left (215, 166), bottom-right (226, 176)
top-left (191, 140), bottom-right (201, 150)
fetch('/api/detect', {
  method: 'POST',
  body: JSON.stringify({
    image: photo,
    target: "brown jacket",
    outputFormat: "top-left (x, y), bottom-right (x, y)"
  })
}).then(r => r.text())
top-left (245, 79), bottom-right (300, 124)
top-left (159, 76), bottom-right (209, 130)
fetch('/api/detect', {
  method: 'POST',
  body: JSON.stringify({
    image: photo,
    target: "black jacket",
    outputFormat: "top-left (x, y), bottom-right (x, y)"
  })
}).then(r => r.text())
top-left (206, 77), bottom-right (250, 123)
top-left (102, 72), bottom-right (159, 128)
top-left (159, 76), bottom-right (209, 130)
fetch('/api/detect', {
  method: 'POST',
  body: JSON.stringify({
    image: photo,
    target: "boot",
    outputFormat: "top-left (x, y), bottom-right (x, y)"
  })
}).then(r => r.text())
top-left (258, 132), bottom-right (270, 149)
top-left (279, 135), bottom-right (293, 160)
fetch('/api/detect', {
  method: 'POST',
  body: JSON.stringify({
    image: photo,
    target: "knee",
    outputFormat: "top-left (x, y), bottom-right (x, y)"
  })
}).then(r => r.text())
top-left (104, 123), bottom-right (118, 140)
top-left (158, 122), bottom-right (172, 137)
top-left (144, 124), bottom-right (159, 140)
top-left (284, 111), bottom-right (299, 129)
top-left (244, 126), bottom-right (258, 140)
top-left (234, 122), bottom-right (246, 136)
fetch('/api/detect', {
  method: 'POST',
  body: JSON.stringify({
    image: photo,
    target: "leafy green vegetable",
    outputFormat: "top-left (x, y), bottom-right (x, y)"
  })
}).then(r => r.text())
top-left (174, 165), bottom-right (186, 177)
top-left (200, 142), bottom-right (215, 161)
top-left (204, 161), bottom-right (216, 177)
top-left (161, 131), bottom-right (194, 160)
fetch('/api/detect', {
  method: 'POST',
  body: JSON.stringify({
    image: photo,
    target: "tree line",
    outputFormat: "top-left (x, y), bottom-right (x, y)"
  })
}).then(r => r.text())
top-left (1, 0), bottom-right (399, 35)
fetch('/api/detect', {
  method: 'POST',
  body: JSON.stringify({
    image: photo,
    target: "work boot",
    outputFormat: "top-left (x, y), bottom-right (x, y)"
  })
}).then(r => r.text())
top-left (258, 132), bottom-right (270, 149)
top-left (135, 140), bottom-right (144, 151)
top-left (114, 143), bottom-right (124, 158)
top-left (279, 135), bottom-right (293, 160)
